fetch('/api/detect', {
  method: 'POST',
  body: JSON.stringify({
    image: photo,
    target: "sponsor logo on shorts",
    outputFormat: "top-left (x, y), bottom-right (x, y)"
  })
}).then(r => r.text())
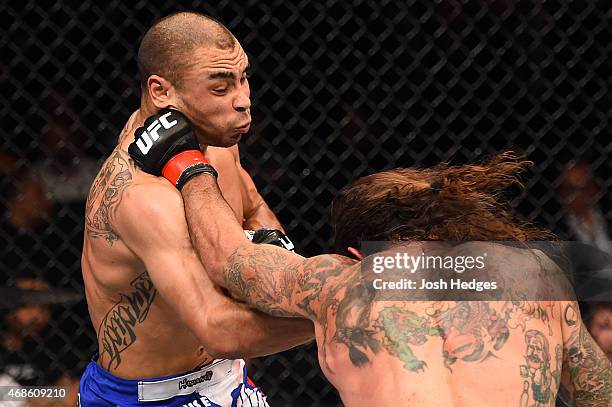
top-left (178, 371), bottom-right (213, 390)
top-left (181, 395), bottom-right (220, 407)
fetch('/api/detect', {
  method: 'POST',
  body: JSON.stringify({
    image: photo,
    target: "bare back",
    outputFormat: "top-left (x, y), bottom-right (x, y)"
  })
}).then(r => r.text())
top-left (314, 244), bottom-right (609, 406)
top-left (82, 113), bottom-right (251, 379)
top-left (218, 241), bottom-right (612, 406)
top-left (320, 298), bottom-right (565, 406)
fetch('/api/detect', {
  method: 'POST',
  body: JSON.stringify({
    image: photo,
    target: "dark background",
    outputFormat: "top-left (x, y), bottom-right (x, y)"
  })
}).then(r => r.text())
top-left (1, 1), bottom-right (610, 405)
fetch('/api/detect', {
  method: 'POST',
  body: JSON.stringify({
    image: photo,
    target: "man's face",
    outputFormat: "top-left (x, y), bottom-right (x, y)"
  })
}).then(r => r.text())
top-left (173, 43), bottom-right (251, 147)
top-left (589, 307), bottom-right (612, 361)
top-left (559, 165), bottom-right (600, 214)
top-left (5, 279), bottom-right (51, 337)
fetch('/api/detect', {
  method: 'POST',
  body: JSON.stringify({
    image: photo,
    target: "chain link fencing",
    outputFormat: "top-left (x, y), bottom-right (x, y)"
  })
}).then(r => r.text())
top-left (1, 1), bottom-right (611, 405)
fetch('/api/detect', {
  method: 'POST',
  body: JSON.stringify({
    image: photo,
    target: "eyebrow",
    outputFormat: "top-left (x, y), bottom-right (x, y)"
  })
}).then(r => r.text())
top-left (208, 64), bottom-right (251, 80)
top-left (209, 71), bottom-right (235, 80)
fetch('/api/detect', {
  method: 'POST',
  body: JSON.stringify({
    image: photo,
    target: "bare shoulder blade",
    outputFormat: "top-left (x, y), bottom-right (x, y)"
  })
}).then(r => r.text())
top-left (85, 149), bottom-right (134, 245)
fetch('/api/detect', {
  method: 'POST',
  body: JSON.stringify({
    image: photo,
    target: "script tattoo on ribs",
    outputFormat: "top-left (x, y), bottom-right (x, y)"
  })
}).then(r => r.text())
top-left (85, 148), bottom-right (133, 245)
top-left (98, 272), bottom-right (157, 370)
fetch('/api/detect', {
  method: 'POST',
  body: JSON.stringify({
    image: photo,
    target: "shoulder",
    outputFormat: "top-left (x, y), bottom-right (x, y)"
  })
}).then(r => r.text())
top-left (306, 254), bottom-right (358, 270)
top-left (98, 148), bottom-right (185, 230)
top-left (300, 254), bottom-right (359, 286)
top-left (88, 149), bottom-right (134, 193)
top-left (85, 149), bottom-right (138, 235)
top-left (207, 145), bottom-right (240, 163)
top-left (119, 179), bottom-right (183, 222)
top-left (111, 178), bottom-right (191, 253)
top-left (228, 144), bottom-right (240, 160)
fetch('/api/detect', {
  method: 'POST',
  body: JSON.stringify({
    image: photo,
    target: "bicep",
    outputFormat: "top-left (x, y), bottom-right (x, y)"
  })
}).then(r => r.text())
top-left (115, 185), bottom-right (223, 335)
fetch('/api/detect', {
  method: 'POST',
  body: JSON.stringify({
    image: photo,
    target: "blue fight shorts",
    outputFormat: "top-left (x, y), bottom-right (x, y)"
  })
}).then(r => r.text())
top-left (78, 357), bottom-right (269, 406)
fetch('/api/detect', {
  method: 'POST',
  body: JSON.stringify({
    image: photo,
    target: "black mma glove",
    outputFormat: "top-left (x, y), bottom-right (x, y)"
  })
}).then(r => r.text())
top-left (246, 228), bottom-right (295, 252)
top-left (127, 108), bottom-right (218, 189)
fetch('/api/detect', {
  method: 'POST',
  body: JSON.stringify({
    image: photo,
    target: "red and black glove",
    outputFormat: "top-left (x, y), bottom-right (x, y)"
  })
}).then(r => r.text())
top-left (128, 108), bottom-right (217, 189)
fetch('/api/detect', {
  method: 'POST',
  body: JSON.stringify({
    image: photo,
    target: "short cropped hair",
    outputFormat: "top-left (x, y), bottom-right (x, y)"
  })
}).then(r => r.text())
top-left (138, 11), bottom-right (236, 90)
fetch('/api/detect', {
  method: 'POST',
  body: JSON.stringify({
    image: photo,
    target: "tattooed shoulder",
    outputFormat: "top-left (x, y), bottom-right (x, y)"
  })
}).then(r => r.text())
top-left (562, 303), bottom-right (612, 407)
top-left (85, 149), bottom-right (134, 245)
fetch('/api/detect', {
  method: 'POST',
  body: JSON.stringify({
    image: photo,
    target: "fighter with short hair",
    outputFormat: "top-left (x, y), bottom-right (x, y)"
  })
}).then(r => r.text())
top-left (79, 11), bottom-right (313, 407)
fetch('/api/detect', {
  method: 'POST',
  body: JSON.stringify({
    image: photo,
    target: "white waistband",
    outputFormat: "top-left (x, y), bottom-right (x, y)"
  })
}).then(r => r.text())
top-left (137, 359), bottom-right (244, 402)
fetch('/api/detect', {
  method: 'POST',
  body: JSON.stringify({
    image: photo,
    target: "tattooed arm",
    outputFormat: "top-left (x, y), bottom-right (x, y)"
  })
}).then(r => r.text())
top-left (223, 244), bottom-right (356, 319)
top-left (182, 173), bottom-right (356, 320)
top-left (560, 302), bottom-right (612, 407)
top-left (115, 181), bottom-right (312, 358)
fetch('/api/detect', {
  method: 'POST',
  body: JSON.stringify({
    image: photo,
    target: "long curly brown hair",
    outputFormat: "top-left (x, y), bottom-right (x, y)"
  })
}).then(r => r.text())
top-left (331, 152), bottom-right (555, 254)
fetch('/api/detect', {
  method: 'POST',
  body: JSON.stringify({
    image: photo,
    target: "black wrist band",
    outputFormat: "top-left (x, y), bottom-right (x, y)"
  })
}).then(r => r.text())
top-left (176, 163), bottom-right (219, 190)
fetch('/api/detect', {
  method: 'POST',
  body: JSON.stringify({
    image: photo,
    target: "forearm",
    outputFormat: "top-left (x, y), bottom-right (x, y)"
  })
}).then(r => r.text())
top-left (221, 242), bottom-right (311, 319)
top-left (207, 300), bottom-right (314, 358)
top-left (182, 174), bottom-right (248, 286)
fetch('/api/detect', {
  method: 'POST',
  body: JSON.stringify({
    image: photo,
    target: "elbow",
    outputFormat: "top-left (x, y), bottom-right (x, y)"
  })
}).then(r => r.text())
top-left (199, 251), bottom-right (233, 288)
top-left (200, 339), bottom-right (245, 360)
top-left (195, 309), bottom-right (255, 359)
top-left (209, 245), bottom-right (252, 289)
top-left (206, 261), bottom-right (228, 288)
top-left (196, 327), bottom-right (247, 359)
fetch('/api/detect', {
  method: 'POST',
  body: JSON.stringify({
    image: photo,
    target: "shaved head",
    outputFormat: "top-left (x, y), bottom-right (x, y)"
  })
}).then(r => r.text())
top-left (138, 11), bottom-right (236, 90)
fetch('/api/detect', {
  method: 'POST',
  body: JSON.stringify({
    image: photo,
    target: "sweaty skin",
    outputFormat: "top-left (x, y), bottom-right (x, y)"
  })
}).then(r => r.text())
top-left (82, 112), bottom-right (311, 379)
top-left (180, 174), bottom-right (612, 407)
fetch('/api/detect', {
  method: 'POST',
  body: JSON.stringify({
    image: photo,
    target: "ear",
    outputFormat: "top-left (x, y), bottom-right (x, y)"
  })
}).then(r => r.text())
top-left (146, 75), bottom-right (179, 110)
top-left (347, 246), bottom-right (365, 260)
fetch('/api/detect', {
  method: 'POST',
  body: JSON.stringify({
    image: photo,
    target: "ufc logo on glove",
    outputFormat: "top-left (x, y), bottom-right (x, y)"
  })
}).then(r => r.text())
top-left (135, 111), bottom-right (178, 154)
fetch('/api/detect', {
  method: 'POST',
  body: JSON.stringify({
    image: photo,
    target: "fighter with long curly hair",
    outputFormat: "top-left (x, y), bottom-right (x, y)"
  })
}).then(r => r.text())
top-left (129, 118), bottom-right (612, 407)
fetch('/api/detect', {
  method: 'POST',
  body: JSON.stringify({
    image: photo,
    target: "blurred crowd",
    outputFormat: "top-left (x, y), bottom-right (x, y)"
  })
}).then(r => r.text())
top-left (1, 91), bottom-right (97, 406)
top-left (2, 1), bottom-right (611, 405)
top-left (1, 97), bottom-right (611, 405)
top-left (3, 83), bottom-right (612, 399)
top-left (559, 162), bottom-right (612, 362)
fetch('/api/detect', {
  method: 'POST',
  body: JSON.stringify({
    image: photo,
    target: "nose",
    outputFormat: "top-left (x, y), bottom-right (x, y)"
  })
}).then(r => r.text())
top-left (233, 81), bottom-right (251, 112)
